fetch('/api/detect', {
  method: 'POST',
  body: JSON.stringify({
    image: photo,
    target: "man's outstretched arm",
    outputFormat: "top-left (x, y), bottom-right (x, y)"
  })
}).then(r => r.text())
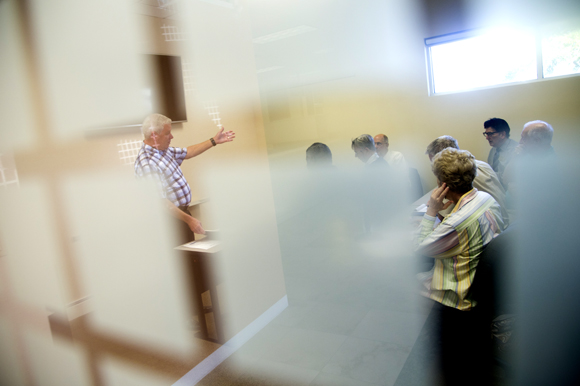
top-left (185, 127), bottom-right (236, 159)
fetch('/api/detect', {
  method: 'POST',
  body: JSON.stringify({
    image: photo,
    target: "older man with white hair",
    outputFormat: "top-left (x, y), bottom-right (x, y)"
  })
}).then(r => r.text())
top-left (134, 113), bottom-right (235, 240)
top-left (519, 120), bottom-right (555, 156)
top-left (351, 134), bottom-right (388, 168)
top-left (503, 120), bottom-right (556, 194)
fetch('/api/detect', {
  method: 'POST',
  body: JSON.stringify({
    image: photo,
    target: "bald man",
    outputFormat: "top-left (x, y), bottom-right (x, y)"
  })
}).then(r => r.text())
top-left (502, 120), bottom-right (556, 204)
top-left (519, 120), bottom-right (555, 157)
top-left (374, 134), bottom-right (407, 168)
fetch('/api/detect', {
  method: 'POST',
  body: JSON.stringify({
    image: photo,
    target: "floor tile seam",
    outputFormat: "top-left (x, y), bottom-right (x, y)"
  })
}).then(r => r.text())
top-left (246, 325), bottom-right (347, 356)
top-left (277, 325), bottom-right (352, 340)
top-left (255, 329), bottom-right (351, 371)
top-left (366, 306), bottom-right (433, 321)
top-left (238, 328), bottom-right (294, 361)
top-left (289, 324), bottom-right (364, 337)
top-left (247, 354), bottom-right (330, 375)
top-left (313, 331), bottom-right (413, 377)
top-left (308, 372), bottom-right (383, 386)
top-left (309, 379), bottom-right (385, 386)
top-left (295, 298), bottom-right (374, 309)
top-left (258, 355), bottom-right (328, 372)
top-left (311, 368), bottom-right (386, 386)
top-left (343, 334), bottom-right (416, 353)
top-left (317, 347), bottom-right (405, 386)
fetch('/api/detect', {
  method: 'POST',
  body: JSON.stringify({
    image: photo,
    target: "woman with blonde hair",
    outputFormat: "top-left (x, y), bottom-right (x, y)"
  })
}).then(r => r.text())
top-left (413, 147), bottom-right (505, 385)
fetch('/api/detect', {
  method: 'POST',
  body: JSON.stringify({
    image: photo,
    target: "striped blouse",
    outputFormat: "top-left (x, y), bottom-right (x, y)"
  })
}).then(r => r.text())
top-left (413, 189), bottom-right (504, 310)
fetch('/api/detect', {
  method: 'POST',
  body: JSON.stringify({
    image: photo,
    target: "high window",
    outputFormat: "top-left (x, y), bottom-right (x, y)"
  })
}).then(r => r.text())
top-left (425, 23), bottom-right (580, 95)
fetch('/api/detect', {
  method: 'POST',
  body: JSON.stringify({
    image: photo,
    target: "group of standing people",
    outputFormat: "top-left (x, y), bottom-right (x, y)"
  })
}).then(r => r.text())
top-left (415, 117), bottom-right (555, 385)
top-left (304, 118), bottom-right (556, 385)
top-left (132, 112), bottom-right (556, 304)
top-left (305, 133), bottom-right (406, 170)
top-left (483, 118), bottom-right (555, 191)
top-left (133, 112), bottom-right (556, 385)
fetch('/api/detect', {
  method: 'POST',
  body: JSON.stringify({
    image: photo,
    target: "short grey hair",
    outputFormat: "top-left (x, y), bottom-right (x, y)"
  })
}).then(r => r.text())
top-left (306, 142), bottom-right (332, 163)
top-left (141, 113), bottom-right (172, 139)
top-left (351, 134), bottom-right (375, 151)
top-left (425, 135), bottom-right (460, 158)
top-left (523, 120), bottom-right (554, 145)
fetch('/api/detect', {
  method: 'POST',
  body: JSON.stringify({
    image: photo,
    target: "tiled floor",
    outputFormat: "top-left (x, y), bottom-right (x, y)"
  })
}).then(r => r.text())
top-left (197, 204), bottom-right (434, 386)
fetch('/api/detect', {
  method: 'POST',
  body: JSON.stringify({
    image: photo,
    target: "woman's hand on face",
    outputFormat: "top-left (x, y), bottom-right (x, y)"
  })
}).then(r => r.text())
top-left (426, 183), bottom-right (453, 217)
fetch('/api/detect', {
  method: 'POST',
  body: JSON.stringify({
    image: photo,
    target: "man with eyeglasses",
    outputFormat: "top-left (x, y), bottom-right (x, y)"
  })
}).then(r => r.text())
top-left (483, 118), bottom-right (518, 188)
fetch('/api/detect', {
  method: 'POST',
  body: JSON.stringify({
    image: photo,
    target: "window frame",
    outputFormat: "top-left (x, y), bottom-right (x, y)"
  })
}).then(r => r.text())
top-left (424, 27), bottom-right (580, 96)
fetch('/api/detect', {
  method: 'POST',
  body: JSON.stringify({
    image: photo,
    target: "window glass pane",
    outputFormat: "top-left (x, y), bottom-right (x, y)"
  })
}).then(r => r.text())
top-left (430, 30), bottom-right (537, 93)
top-left (542, 25), bottom-right (580, 78)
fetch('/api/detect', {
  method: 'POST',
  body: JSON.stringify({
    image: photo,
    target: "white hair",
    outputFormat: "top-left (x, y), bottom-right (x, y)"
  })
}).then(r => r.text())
top-left (351, 134), bottom-right (376, 151)
top-left (425, 135), bottom-right (459, 158)
top-left (141, 114), bottom-right (171, 139)
top-left (523, 120), bottom-right (554, 145)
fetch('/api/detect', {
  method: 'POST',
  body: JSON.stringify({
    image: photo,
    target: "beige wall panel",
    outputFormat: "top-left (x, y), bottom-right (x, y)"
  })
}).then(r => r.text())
top-left (61, 172), bottom-right (191, 353)
top-left (23, 328), bottom-right (91, 386)
top-left (135, 15), bottom-right (183, 57)
top-left (0, 0), bottom-right (39, 152)
top-left (29, 0), bottom-right (149, 140)
top-left (0, 179), bottom-right (69, 312)
top-left (0, 317), bottom-right (27, 386)
top-left (205, 164), bottom-right (286, 340)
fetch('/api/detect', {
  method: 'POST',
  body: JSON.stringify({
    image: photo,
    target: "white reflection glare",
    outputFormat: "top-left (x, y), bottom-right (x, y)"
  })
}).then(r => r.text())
top-left (0, 153), bottom-right (20, 189)
top-left (253, 25), bottom-right (317, 44)
top-left (431, 28), bottom-right (537, 93)
top-left (117, 139), bottom-right (143, 166)
top-left (161, 24), bottom-right (186, 42)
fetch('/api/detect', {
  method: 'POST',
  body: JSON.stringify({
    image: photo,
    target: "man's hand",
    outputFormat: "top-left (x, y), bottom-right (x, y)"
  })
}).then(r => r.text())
top-left (213, 127), bottom-right (236, 145)
top-left (187, 216), bottom-right (206, 235)
top-left (185, 127), bottom-right (236, 159)
top-left (426, 183), bottom-right (453, 217)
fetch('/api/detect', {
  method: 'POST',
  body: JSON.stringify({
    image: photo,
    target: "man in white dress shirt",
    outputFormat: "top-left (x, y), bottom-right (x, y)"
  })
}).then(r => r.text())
top-left (374, 134), bottom-right (407, 168)
top-left (351, 134), bottom-right (391, 231)
top-left (352, 135), bottom-right (388, 168)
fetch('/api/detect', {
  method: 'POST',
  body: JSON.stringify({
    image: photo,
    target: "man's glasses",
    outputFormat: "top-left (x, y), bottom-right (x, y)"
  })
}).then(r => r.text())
top-left (483, 131), bottom-right (498, 137)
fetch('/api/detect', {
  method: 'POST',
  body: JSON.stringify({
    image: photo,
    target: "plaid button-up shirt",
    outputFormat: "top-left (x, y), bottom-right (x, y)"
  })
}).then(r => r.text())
top-left (134, 143), bottom-right (191, 207)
